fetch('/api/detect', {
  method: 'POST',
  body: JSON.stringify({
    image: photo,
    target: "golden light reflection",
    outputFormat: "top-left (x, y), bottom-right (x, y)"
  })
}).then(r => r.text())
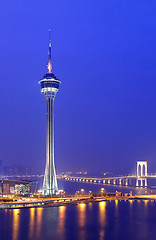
top-left (144, 200), bottom-right (148, 206)
top-left (99, 201), bottom-right (106, 212)
top-left (88, 202), bottom-right (92, 210)
top-left (99, 201), bottom-right (106, 240)
top-left (143, 200), bottom-right (148, 219)
top-left (115, 200), bottom-right (118, 208)
top-left (58, 206), bottom-right (66, 239)
top-left (36, 208), bottom-right (43, 239)
top-left (29, 208), bottom-right (35, 239)
top-left (78, 203), bottom-right (86, 228)
top-left (59, 206), bottom-right (66, 228)
top-left (12, 209), bottom-right (20, 240)
top-left (129, 200), bottom-right (133, 207)
top-left (114, 200), bottom-right (119, 239)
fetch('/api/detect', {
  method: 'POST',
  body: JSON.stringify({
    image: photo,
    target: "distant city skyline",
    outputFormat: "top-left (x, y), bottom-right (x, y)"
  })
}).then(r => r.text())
top-left (0, 1), bottom-right (156, 173)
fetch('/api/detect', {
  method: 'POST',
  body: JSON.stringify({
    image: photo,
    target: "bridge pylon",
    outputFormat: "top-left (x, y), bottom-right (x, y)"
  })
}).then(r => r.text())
top-left (136, 160), bottom-right (147, 187)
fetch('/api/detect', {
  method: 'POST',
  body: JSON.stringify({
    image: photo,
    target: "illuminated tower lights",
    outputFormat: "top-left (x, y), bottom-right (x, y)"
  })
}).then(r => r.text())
top-left (39, 30), bottom-right (61, 195)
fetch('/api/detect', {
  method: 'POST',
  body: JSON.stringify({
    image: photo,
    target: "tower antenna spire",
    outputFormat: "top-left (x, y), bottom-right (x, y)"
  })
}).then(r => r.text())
top-left (47, 29), bottom-right (52, 73)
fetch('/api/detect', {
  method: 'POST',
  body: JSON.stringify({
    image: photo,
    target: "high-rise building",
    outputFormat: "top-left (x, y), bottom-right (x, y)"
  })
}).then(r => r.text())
top-left (39, 30), bottom-right (61, 195)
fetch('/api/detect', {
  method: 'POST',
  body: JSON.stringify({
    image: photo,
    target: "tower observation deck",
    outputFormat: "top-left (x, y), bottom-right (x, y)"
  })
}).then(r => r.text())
top-left (39, 30), bottom-right (61, 195)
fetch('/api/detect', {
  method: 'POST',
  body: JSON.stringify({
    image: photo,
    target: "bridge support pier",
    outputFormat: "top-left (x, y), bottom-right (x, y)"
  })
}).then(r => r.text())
top-left (119, 179), bottom-right (122, 185)
top-left (136, 178), bottom-right (147, 187)
top-left (125, 179), bottom-right (128, 186)
top-left (145, 178), bottom-right (147, 187)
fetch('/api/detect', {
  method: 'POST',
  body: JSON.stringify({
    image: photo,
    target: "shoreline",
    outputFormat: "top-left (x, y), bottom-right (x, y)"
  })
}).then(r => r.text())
top-left (1, 194), bottom-right (156, 209)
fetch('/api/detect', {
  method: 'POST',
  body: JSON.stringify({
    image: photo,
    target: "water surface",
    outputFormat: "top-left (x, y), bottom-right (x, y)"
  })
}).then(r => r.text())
top-left (1, 200), bottom-right (156, 240)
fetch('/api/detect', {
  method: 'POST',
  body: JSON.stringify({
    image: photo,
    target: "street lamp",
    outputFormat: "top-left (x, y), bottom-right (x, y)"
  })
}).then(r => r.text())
top-left (81, 189), bottom-right (84, 195)
top-left (101, 188), bottom-right (104, 194)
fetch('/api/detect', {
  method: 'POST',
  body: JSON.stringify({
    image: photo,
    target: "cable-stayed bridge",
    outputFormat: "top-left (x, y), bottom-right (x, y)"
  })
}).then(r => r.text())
top-left (61, 161), bottom-right (156, 188)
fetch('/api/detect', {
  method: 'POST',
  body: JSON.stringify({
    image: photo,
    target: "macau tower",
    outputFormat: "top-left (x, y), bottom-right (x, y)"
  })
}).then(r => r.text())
top-left (39, 30), bottom-right (61, 195)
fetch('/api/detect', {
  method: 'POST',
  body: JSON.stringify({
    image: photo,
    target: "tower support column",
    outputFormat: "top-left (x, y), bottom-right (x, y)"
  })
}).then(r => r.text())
top-left (43, 93), bottom-right (58, 195)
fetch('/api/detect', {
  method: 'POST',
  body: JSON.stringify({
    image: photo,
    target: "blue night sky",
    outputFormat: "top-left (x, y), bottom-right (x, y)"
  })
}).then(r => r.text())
top-left (0, 0), bottom-right (156, 174)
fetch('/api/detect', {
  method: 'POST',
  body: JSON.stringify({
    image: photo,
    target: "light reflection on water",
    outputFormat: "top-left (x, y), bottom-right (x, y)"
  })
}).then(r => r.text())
top-left (29, 208), bottom-right (35, 239)
top-left (78, 203), bottom-right (86, 228)
top-left (58, 206), bottom-right (66, 240)
top-left (36, 208), bottom-right (43, 239)
top-left (144, 200), bottom-right (148, 206)
top-left (114, 200), bottom-right (119, 240)
top-left (115, 200), bottom-right (118, 208)
top-left (99, 201), bottom-right (106, 240)
top-left (129, 200), bottom-right (133, 206)
top-left (88, 202), bottom-right (92, 210)
top-left (77, 203), bottom-right (86, 240)
top-left (12, 209), bottom-right (20, 240)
